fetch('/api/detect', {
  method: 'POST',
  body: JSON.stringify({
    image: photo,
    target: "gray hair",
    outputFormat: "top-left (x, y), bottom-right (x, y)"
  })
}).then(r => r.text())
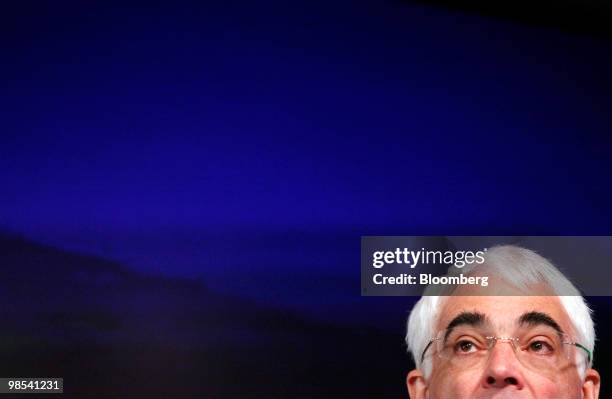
top-left (405, 245), bottom-right (595, 378)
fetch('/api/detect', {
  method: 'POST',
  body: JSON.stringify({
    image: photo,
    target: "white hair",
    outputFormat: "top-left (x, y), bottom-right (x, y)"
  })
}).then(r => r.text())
top-left (405, 245), bottom-right (595, 378)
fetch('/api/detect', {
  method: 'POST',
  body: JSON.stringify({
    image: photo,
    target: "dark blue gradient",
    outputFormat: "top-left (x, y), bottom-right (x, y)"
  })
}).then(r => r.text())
top-left (3, 1), bottom-right (612, 237)
top-left (3, 0), bottom-right (612, 307)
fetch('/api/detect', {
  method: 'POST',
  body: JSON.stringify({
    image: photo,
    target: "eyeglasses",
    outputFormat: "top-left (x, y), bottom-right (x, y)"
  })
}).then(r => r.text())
top-left (420, 325), bottom-right (592, 373)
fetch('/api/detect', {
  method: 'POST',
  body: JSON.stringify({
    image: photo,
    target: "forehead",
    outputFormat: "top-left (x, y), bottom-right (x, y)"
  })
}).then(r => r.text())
top-left (436, 295), bottom-right (573, 333)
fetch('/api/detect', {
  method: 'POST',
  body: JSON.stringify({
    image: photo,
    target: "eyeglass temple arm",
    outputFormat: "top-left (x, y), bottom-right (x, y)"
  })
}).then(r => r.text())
top-left (420, 339), bottom-right (435, 364)
top-left (573, 343), bottom-right (592, 364)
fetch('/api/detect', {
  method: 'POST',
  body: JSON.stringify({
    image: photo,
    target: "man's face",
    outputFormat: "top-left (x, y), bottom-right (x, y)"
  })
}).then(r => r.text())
top-left (407, 295), bottom-right (600, 399)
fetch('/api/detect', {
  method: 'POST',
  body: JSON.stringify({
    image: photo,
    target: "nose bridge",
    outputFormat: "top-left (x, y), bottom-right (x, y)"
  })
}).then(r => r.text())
top-left (491, 337), bottom-right (518, 351)
top-left (488, 337), bottom-right (524, 372)
top-left (488, 337), bottom-right (519, 362)
top-left (482, 337), bottom-right (525, 389)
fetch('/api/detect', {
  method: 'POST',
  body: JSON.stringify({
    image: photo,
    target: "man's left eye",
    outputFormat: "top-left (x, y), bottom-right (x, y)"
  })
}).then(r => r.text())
top-left (528, 340), bottom-right (553, 354)
top-left (455, 340), bottom-right (477, 354)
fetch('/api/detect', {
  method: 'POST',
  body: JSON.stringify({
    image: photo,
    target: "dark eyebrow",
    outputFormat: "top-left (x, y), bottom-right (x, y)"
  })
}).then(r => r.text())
top-left (518, 311), bottom-right (564, 334)
top-left (444, 312), bottom-right (486, 341)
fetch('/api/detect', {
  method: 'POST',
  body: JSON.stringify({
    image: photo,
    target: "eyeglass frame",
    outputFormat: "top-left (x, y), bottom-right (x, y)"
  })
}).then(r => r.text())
top-left (420, 330), bottom-right (592, 367)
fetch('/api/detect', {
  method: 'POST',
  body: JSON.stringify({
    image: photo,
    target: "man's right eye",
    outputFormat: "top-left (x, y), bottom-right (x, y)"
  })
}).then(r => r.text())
top-left (454, 340), bottom-right (477, 354)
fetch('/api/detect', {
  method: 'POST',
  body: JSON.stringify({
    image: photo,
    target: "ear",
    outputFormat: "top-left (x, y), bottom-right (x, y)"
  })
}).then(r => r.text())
top-left (407, 369), bottom-right (428, 399)
top-left (582, 368), bottom-right (600, 399)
